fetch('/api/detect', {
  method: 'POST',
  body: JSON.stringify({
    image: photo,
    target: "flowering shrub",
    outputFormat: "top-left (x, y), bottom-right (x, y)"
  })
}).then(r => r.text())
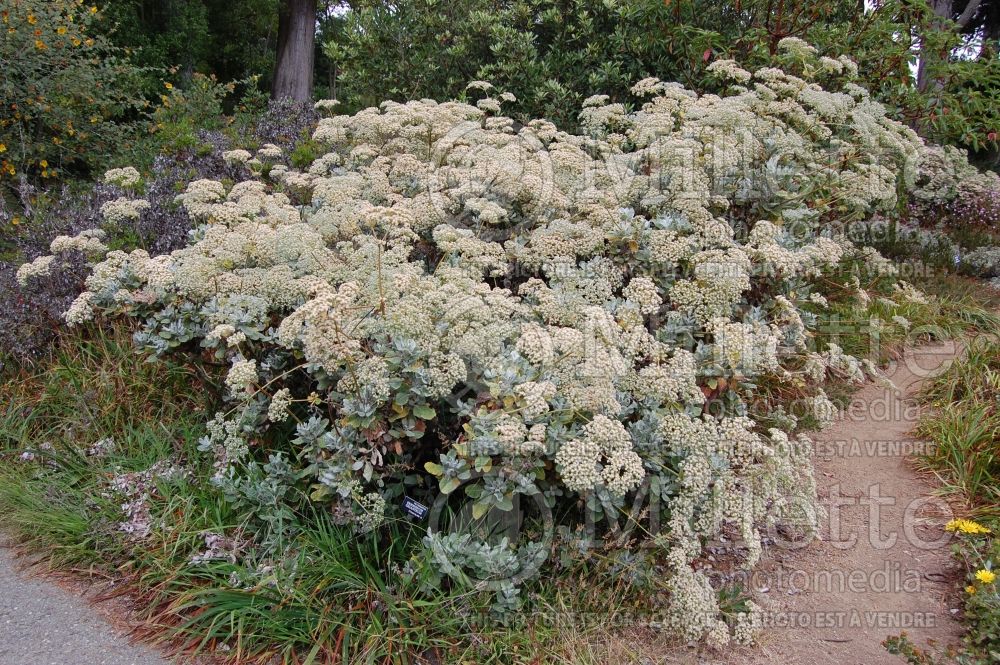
top-left (20, 43), bottom-right (996, 644)
top-left (0, 0), bottom-right (146, 184)
top-left (849, 142), bottom-right (1000, 277)
top-left (0, 99), bottom-right (322, 371)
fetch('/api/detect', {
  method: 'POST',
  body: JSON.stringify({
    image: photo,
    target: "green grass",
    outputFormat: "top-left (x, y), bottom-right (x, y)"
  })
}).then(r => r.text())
top-left (892, 334), bottom-right (1000, 665)
top-left (0, 322), bottom-right (642, 664)
top-left (915, 337), bottom-right (1000, 517)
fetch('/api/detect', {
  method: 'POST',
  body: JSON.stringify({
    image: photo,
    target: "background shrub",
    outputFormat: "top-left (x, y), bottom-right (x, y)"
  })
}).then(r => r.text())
top-left (0, 0), bottom-right (147, 186)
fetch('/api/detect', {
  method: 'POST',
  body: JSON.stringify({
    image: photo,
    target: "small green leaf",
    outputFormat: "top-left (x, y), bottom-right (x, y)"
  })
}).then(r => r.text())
top-left (424, 461), bottom-right (444, 476)
top-left (413, 405), bottom-right (437, 420)
top-left (472, 501), bottom-right (490, 520)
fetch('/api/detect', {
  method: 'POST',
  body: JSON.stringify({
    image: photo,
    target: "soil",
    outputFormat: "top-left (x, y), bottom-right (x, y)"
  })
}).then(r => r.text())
top-left (718, 341), bottom-right (968, 664)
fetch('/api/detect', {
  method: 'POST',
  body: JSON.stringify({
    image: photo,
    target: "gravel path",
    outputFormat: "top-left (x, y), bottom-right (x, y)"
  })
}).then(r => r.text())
top-left (0, 546), bottom-right (171, 665)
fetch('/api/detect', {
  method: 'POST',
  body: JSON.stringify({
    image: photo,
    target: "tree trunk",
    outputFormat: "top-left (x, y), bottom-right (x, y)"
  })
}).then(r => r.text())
top-left (272, 0), bottom-right (317, 102)
top-left (916, 0), bottom-right (983, 91)
top-left (917, 0), bottom-right (954, 92)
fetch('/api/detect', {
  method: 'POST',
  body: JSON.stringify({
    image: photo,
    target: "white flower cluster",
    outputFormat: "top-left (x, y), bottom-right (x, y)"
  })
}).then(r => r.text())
top-left (16, 229), bottom-right (109, 285)
top-left (50, 229), bottom-right (108, 255)
top-left (223, 149), bottom-right (253, 165)
top-left (15, 255), bottom-right (55, 285)
top-left (225, 358), bottom-right (258, 395)
top-left (554, 415), bottom-right (644, 496)
top-left (267, 388), bottom-right (293, 422)
top-left (314, 98), bottom-right (341, 114)
top-left (103, 166), bottom-right (142, 189)
top-left (100, 197), bottom-right (150, 225)
top-left (257, 143), bottom-right (283, 160)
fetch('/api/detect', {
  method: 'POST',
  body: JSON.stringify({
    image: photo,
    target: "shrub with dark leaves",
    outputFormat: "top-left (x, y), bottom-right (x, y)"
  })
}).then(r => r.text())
top-left (243, 98), bottom-right (318, 150)
top-left (1, 99), bottom-right (321, 372)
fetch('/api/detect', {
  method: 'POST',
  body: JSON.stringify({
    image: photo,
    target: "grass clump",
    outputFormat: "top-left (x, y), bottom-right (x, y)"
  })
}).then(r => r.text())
top-left (917, 337), bottom-right (1000, 515)
top-left (882, 334), bottom-right (1000, 664)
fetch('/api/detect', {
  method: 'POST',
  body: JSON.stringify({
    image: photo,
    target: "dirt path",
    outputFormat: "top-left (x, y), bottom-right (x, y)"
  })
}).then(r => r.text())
top-left (723, 341), bottom-right (967, 664)
top-left (0, 545), bottom-right (172, 665)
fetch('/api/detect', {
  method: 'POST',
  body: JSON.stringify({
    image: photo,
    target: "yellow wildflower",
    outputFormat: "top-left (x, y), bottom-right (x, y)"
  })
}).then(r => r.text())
top-left (39, 160), bottom-right (48, 168)
top-left (27, 14), bottom-right (36, 25)
top-left (34, 39), bottom-right (46, 50)
top-left (90, 6), bottom-right (98, 14)
top-left (72, 37), bottom-right (81, 46)
top-left (966, 585), bottom-right (977, 594)
top-left (0, 143), bottom-right (5, 153)
top-left (164, 82), bottom-right (173, 90)
top-left (975, 569), bottom-right (996, 584)
top-left (945, 519), bottom-right (992, 535)
top-left (57, 26), bottom-right (67, 35)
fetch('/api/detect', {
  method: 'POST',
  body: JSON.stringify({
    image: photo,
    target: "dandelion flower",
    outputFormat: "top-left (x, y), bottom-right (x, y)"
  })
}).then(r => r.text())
top-left (945, 519), bottom-right (991, 535)
top-left (975, 569), bottom-right (996, 584)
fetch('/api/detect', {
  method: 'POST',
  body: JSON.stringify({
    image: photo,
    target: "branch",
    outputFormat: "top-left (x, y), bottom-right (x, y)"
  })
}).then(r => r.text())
top-left (956, 0), bottom-right (983, 29)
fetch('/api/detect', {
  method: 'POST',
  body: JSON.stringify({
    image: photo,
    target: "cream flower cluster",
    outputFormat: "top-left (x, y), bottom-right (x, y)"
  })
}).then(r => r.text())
top-left (16, 229), bottom-right (109, 286)
top-left (100, 197), bottom-right (150, 225)
top-left (103, 166), bottom-right (142, 189)
top-left (554, 415), bottom-right (644, 496)
top-left (223, 149), bottom-right (252, 165)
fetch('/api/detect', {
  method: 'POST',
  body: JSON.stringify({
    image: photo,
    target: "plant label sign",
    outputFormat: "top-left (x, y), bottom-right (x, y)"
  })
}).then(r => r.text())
top-left (402, 496), bottom-right (429, 520)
